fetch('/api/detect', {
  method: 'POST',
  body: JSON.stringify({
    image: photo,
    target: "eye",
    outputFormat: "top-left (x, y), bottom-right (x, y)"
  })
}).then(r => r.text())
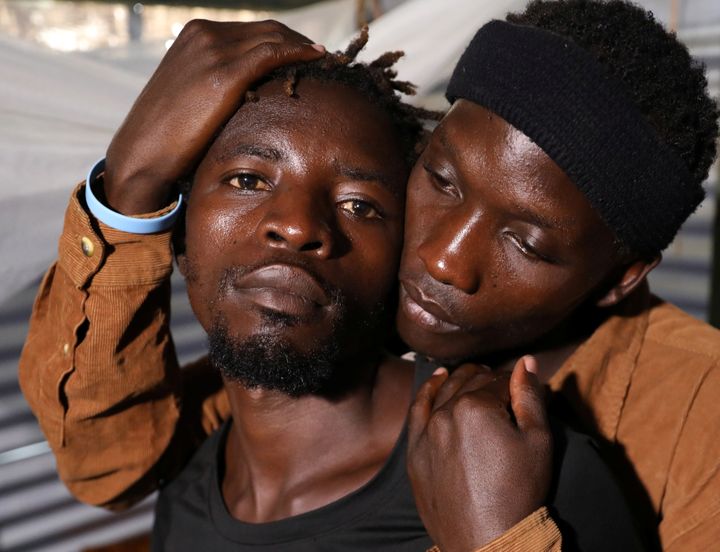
top-left (226, 173), bottom-right (272, 191)
top-left (338, 199), bottom-right (382, 219)
top-left (505, 232), bottom-right (555, 263)
top-left (423, 162), bottom-right (459, 197)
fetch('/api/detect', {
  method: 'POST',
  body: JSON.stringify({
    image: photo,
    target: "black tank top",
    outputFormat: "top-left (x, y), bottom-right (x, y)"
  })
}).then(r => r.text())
top-left (152, 358), bottom-right (643, 551)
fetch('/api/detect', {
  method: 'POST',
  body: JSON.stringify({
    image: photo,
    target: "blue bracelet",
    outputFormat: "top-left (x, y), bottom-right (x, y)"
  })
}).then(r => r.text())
top-left (84, 158), bottom-right (183, 234)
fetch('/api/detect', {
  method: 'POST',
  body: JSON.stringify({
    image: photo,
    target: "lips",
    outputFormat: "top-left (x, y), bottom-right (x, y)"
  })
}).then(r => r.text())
top-left (232, 264), bottom-right (330, 317)
top-left (399, 280), bottom-right (461, 334)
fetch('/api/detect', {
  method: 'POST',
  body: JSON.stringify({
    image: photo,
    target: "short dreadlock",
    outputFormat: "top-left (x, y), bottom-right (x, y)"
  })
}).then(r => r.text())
top-left (248, 26), bottom-right (443, 167)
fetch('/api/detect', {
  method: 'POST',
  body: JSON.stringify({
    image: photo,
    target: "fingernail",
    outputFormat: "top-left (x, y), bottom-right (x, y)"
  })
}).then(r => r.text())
top-left (433, 367), bottom-right (448, 376)
top-left (523, 355), bottom-right (539, 375)
top-left (311, 43), bottom-right (325, 52)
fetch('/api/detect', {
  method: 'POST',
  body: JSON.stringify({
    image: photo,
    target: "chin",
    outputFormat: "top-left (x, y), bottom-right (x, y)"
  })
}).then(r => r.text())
top-left (398, 326), bottom-right (469, 366)
top-left (397, 317), bottom-right (510, 367)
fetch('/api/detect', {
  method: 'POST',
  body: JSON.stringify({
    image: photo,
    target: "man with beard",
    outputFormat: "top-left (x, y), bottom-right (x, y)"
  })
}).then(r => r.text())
top-left (20, 0), bottom-right (720, 550)
top-left (20, 20), bottom-right (641, 552)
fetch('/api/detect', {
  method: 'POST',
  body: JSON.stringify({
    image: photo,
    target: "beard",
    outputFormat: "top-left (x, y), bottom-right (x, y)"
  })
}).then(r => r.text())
top-left (207, 283), bottom-right (390, 398)
top-left (208, 312), bottom-right (344, 398)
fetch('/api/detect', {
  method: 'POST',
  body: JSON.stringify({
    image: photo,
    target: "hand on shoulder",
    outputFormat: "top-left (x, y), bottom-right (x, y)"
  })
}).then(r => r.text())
top-left (407, 357), bottom-right (552, 552)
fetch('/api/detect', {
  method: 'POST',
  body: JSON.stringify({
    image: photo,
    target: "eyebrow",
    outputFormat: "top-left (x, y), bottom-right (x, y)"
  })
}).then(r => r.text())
top-left (513, 206), bottom-right (559, 230)
top-left (215, 144), bottom-right (285, 164)
top-left (336, 163), bottom-right (401, 198)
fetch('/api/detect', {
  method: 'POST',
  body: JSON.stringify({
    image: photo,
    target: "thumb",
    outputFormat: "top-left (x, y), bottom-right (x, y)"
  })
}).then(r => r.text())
top-left (510, 356), bottom-right (549, 433)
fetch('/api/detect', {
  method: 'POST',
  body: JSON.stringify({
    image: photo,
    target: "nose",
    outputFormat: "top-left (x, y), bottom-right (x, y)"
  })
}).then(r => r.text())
top-left (416, 209), bottom-right (482, 294)
top-left (257, 188), bottom-right (334, 259)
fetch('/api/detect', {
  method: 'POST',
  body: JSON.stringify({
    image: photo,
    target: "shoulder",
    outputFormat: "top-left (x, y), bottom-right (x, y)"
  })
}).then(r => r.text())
top-left (643, 296), bottom-right (720, 363)
top-left (625, 297), bottom-right (720, 544)
top-left (630, 297), bottom-right (720, 424)
top-left (630, 297), bottom-right (720, 429)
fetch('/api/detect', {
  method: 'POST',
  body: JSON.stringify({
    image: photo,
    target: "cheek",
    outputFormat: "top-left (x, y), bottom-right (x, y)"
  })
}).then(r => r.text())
top-left (488, 262), bottom-right (597, 333)
top-left (344, 224), bottom-right (403, 304)
top-left (183, 196), bottom-right (257, 329)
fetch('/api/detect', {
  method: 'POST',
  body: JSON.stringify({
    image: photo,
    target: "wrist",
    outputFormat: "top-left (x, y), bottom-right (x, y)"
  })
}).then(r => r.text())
top-left (85, 158), bottom-right (183, 234)
top-left (103, 158), bottom-right (177, 215)
top-left (433, 502), bottom-right (545, 552)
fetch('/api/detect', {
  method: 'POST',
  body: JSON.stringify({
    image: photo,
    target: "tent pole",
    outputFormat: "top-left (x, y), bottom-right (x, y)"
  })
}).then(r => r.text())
top-left (710, 188), bottom-right (720, 328)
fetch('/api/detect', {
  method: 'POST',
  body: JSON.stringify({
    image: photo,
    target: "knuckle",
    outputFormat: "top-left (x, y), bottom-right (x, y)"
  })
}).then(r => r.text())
top-left (263, 30), bottom-right (286, 44)
top-left (454, 392), bottom-right (479, 413)
top-left (179, 19), bottom-right (218, 50)
top-left (180, 18), bottom-right (209, 38)
top-left (258, 19), bottom-right (289, 32)
top-left (426, 409), bottom-right (452, 436)
top-left (408, 397), bottom-right (425, 420)
top-left (253, 41), bottom-right (280, 58)
top-left (409, 399), bottom-right (425, 416)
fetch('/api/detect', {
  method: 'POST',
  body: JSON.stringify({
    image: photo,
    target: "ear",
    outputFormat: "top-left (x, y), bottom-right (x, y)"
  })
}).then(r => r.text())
top-left (595, 255), bottom-right (661, 308)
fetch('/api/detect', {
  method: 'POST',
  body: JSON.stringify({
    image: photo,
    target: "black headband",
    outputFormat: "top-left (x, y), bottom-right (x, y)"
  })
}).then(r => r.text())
top-left (446, 20), bottom-right (703, 256)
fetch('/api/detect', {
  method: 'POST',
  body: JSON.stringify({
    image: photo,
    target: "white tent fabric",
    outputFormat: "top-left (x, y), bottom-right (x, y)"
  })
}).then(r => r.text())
top-left (357, 0), bottom-right (526, 100)
top-left (0, 0), bottom-right (358, 304)
top-left (0, 34), bottom-right (146, 303)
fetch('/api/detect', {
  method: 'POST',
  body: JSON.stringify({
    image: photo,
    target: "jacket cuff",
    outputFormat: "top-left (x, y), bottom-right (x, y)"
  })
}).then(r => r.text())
top-left (425, 508), bottom-right (561, 552)
top-left (58, 182), bottom-right (176, 288)
top-left (473, 507), bottom-right (562, 552)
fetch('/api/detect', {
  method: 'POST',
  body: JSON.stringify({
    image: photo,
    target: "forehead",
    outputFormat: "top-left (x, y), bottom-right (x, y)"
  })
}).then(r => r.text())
top-left (433, 100), bottom-right (609, 236)
top-left (210, 78), bottom-right (404, 168)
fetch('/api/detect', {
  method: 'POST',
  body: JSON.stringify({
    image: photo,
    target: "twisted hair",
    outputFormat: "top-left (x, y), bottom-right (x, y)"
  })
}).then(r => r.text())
top-left (251, 26), bottom-right (443, 166)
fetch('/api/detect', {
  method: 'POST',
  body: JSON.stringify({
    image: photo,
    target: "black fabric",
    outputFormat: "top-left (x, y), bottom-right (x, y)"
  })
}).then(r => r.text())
top-left (153, 358), bottom-right (643, 551)
top-left (445, 20), bottom-right (701, 257)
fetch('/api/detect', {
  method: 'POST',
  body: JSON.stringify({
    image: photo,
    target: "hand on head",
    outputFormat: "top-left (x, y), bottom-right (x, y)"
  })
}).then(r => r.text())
top-left (104, 19), bottom-right (325, 215)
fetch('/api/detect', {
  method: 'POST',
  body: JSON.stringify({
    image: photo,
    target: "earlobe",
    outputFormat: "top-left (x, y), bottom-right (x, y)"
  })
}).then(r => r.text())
top-left (596, 255), bottom-right (661, 308)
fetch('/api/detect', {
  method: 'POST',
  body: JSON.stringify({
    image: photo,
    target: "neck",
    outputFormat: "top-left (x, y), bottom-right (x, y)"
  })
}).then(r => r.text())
top-left (482, 306), bottom-right (609, 382)
top-left (492, 337), bottom-right (584, 383)
top-left (220, 352), bottom-right (413, 523)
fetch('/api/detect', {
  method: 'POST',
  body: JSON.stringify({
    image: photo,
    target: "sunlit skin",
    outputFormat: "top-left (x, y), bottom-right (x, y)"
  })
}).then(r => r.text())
top-left (397, 101), bottom-right (657, 372)
top-left (180, 78), bottom-right (415, 522)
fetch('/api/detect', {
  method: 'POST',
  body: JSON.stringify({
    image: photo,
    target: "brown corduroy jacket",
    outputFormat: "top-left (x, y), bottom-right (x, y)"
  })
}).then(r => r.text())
top-left (19, 184), bottom-right (720, 551)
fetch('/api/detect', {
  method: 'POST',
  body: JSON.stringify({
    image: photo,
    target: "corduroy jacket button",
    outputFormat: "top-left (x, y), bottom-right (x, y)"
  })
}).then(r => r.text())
top-left (81, 236), bottom-right (94, 257)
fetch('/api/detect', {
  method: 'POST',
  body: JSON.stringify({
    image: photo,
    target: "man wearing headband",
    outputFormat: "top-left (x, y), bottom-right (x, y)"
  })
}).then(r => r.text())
top-left (20, 0), bottom-right (719, 550)
top-left (402, 2), bottom-right (719, 550)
